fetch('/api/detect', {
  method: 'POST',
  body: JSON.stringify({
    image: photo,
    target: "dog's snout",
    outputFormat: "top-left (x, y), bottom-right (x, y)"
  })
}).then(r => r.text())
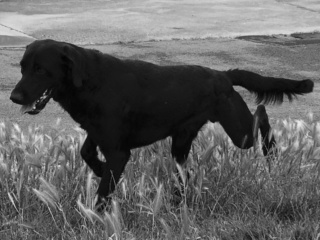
top-left (10, 90), bottom-right (25, 105)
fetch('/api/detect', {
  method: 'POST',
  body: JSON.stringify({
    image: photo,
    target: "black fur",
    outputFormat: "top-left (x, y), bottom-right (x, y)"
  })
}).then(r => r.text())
top-left (226, 69), bottom-right (313, 104)
top-left (10, 39), bottom-right (314, 209)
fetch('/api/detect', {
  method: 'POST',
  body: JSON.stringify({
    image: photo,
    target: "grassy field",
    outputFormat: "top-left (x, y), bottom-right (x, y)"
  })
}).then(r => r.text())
top-left (0, 114), bottom-right (320, 240)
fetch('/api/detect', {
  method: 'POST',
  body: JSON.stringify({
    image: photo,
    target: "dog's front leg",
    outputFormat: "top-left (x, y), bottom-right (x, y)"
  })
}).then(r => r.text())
top-left (80, 135), bottom-right (105, 177)
top-left (95, 149), bottom-right (131, 211)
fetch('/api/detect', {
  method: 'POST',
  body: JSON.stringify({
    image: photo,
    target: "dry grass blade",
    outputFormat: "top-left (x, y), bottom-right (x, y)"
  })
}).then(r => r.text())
top-left (176, 164), bottom-right (186, 187)
top-left (32, 177), bottom-right (60, 209)
top-left (160, 218), bottom-right (172, 239)
top-left (77, 197), bottom-right (105, 225)
top-left (86, 171), bottom-right (94, 208)
top-left (152, 183), bottom-right (163, 217)
top-left (12, 123), bottom-right (22, 134)
top-left (0, 158), bottom-right (8, 178)
top-left (32, 188), bottom-right (51, 209)
top-left (110, 200), bottom-right (122, 238)
top-left (104, 212), bottom-right (121, 239)
top-left (18, 222), bottom-right (34, 229)
top-left (180, 203), bottom-right (190, 239)
top-left (39, 177), bottom-right (60, 202)
top-left (7, 192), bottom-right (19, 213)
top-left (33, 189), bottom-right (57, 210)
top-left (138, 173), bottom-right (146, 198)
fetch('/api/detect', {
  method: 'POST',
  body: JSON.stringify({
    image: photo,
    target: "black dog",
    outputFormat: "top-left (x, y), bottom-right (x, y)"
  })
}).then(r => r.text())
top-left (10, 39), bottom-right (314, 209)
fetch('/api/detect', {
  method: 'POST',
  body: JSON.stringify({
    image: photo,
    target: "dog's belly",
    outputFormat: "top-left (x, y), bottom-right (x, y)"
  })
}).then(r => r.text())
top-left (127, 126), bottom-right (172, 149)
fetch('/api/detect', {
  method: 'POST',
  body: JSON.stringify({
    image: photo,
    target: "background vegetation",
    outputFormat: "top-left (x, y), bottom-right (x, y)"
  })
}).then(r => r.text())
top-left (1, 114), bottom-right (320, 240)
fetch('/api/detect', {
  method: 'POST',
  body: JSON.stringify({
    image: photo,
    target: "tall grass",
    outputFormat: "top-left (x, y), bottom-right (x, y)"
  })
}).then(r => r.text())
top-left (0, 115), bottom-right (320, 239)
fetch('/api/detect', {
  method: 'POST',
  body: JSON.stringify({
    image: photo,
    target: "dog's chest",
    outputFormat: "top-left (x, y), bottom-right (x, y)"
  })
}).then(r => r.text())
top-left (59, 97), bottom-right (100, 129)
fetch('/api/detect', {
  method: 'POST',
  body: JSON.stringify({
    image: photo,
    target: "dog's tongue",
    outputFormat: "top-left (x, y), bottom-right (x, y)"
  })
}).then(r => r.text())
top-left (20, 103), bottom-right (35, 114)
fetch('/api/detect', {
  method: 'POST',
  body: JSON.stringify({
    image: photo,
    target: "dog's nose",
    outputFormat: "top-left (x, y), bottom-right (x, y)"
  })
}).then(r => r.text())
top-left (10, 90), bottom-right (25, 105)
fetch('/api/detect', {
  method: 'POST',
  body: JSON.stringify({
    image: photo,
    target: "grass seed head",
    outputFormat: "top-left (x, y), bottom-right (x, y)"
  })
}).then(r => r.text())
top-left (33, 177), bottom-right (60, 209)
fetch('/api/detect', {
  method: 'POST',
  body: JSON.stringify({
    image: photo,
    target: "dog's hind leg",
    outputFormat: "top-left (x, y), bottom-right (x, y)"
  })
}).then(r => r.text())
top-left (81, 136), bottom-right (105, 177)
top-left (215, 91), bottom-right (277, 157)
top-left (215, 91), bottom-right (255, 150)
top-left (253, 105), bottom-right (276, 155)
top-left (252, 105), bottom-right (277, 170)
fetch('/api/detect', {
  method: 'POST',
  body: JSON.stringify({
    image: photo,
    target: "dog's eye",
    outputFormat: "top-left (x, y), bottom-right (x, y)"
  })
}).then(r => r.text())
top-left (35, 65), bottom-right (46, 75)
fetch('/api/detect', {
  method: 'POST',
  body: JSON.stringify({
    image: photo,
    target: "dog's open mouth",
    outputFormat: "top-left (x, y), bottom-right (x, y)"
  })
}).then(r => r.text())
top-left (20, 89), bottom-right (53, 115)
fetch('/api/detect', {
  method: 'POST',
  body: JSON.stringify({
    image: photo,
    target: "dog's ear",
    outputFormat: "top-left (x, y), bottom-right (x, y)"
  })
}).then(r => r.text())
top-left (62, 45), bottom-right (86, 87)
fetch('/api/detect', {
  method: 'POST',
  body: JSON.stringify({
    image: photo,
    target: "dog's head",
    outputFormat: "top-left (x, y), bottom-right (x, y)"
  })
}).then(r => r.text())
top-left (10, 39), bottom-right (86, 115)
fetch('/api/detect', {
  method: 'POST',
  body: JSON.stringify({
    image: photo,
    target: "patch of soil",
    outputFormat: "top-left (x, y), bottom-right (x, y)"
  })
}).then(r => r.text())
top-left (237, 32), bottom-right (320, 46)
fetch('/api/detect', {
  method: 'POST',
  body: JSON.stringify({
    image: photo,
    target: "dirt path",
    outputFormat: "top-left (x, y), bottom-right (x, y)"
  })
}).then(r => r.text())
top-left (1, 0), bottom-right (320, 45)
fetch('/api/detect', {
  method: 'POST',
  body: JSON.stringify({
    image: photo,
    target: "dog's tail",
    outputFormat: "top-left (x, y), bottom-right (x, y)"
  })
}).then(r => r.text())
top-left (226, 69), bottom-right (314, 104)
